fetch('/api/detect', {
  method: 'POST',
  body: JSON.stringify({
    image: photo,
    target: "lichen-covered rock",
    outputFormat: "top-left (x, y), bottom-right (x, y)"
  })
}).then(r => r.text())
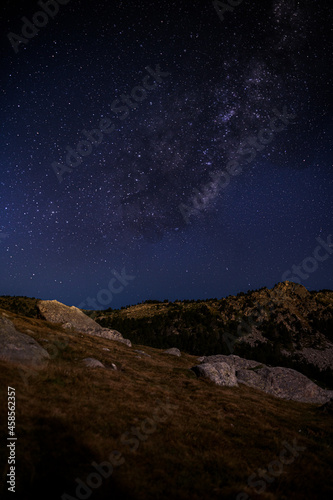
top-left (91, 328), bottom-right (132, 347)
top-left (38, 300), bottom-right (99, 332)
top-left (37, 300), bottom-right (132, 346)
top-left (0, 317), bottom-right (50, 367)
top-left (163, 348), bottom-right (181, 357)
top-left (200, 354), bottom-right (263, 371)
top-left (82, 358), bottom-right (105, 368)
top-left (191, 362), bottom-right (238, 387)
top-left (236, 366), bottom-right (333, 404)
top-left (195, 353), bottom-right (333, 404)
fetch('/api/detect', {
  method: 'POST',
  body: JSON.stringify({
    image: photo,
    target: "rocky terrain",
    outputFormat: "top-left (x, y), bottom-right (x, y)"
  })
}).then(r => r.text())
top-left (1, 299), bottom-right (332, 404)
top-left (89, 281), bottom-right (333, 388)
top-left (192, 354), bottom-right (333, 404)
top-left (0, 285), bottom-right (333, 499)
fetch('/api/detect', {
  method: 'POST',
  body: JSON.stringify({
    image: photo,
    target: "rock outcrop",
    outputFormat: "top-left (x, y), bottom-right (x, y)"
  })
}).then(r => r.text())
top-left (37, 300), bottom-right (132, 346)
top-left (236, 366), bottom-right (332, 404)
top-left (0, 317), bottom-right (50, 367)
top-left (192, 354), bottom-right (333, 404)
top-left (200, 354), bottom-right (263, 370)
top-left (223, 282), bottom-right (333, 372)
top-left (191, 361), bottom-right (238, 387)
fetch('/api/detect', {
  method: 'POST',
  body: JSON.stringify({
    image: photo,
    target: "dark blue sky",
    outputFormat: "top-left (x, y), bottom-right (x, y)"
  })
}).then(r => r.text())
top-left (0, 0), bottom-right (332, 309)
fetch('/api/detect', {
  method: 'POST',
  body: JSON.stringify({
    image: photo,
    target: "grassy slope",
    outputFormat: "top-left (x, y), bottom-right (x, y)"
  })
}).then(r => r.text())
top-left (0, 308), bottom-right (332, 500)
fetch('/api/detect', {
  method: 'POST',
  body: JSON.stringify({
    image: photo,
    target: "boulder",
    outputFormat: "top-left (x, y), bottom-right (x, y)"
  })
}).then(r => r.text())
top-left (200, 354), bottom-right (263, 371)
top-left (82, 358), bottom-right (105, 368)
top-left (236, 366), bottom-right (333, 404)
top-left (91, 328), bottom-right (132, 347)
top-left (0, 317), bottom-right (50, 367)
top-left (191, 362), bottom-right (238, 387)
top-left (163, 348), bottom-right (181, 357)
top-left (193, 354), bottom-right (333, 404)
top-left (37, 300), bottom-right (132, 346)
top-left (38, 300), bottom-right (98, 332)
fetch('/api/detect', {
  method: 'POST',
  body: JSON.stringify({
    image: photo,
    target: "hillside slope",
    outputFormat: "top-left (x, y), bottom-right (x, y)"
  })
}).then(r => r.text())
top-left (89, 282), bottom-right (333, 388)
top-left (0, 306), bottom-right (332, 500)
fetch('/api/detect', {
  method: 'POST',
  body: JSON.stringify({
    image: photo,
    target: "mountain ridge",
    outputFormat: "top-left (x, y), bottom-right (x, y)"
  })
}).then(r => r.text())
top-left (1, 281), bottom-right (332, 389)
top-left (86, 281), bottom-right (333, 388)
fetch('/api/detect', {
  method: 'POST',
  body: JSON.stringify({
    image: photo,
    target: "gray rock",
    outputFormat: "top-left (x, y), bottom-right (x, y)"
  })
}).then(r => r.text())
top-left (37, 300), bottom-right (132, 346)
top-left (163, 348), bottom-right (181, 357)
top-left (236, 366), bottom-right (333, 404)
top-left (92, 328), bottom-right (132, 347)
top-left (200, 354), bottom-right (262, 371)
top-left (191, 362), bottom-right (238, 387)
top-left (196, 353), bottom-right (333, 404)
top-left (82, 358), bottom-right (105, 368)
top-left (38, 300), bottom-right (99, 332)
top-left (0, 317), bottom-right (50, 367)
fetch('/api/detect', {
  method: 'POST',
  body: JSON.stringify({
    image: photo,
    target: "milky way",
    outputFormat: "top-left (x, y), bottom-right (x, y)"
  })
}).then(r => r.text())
top-left (0, 0), bottom-right (332, 307)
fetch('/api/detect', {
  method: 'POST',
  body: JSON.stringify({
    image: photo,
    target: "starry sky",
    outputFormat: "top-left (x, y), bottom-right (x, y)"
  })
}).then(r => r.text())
top-left (0, 0), bottom-right (332, 309)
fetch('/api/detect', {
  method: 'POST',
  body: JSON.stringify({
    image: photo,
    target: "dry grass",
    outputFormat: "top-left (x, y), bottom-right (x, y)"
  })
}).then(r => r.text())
top-left (0, 308), bottom-right (332, 500)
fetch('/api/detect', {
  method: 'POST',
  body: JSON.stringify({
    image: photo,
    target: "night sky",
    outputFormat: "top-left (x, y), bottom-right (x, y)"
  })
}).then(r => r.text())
top-left (0, 0), bottom-right (332, 309)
